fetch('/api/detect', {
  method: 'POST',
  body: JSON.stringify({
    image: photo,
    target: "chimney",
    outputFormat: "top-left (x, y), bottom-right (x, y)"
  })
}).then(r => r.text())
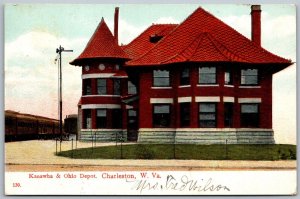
top-left (114, 7), bottom-right (119, 44)
top-left (251, 5), bottom-right (261, 46)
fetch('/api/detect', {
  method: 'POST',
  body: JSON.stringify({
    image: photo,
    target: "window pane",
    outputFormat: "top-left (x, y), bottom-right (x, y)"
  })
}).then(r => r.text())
top-left (224, 103), bottom-right (233, 127)
top-left (241, 104), bottom-right (259, 127)
top-left (180, 68), bottom-right (190, 85)
top-left (154, 77), bottom-right (170, 86)
top-left (180, 103), bottom-right (190, 127)
top-left (153, 70), bottom-right (170, 87)
top-left (128, 110), bottom-right (137, 117)
top-left (154, 105), bottom-right (170, 113)
top-left (200, 121), bottom-right (216, 128)
top-left (97, 79), bottom-right (106, 94)
top-left (199, 113), bottom-right (216, 120)
top-left (97, 109), bottom-right (106, 116)
top-left (112, 109), bottom-right (122, 128)
top-left (96, 109), bottom-right (107, 128)
top-left (241, 104), bottom-right (258, 113)
top-left (182, 68), bottom-right (189, 77)
top-left (154, 70), bottom-right (169, 77)
top-left (241, 69), bottom-right (258, 85)
top-left (199, 103), bottom-right (216, 128)
top-left (83, 79), bottom-right (92, 95)
top-left (153, 105), bottom-right (171, 127)
top-left (199, 103), bottom-right (216, 112)
top-left (113, 79), bottom-right (121, 95)
top-left (225, 70), bottom-right (233, 85)
top-left (199, 67), bottom-right (216, 84)
top-left (128, 81), bottom-right (137, 95)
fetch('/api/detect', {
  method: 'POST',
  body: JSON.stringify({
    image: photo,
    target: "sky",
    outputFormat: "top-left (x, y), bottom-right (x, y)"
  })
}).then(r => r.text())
top-left (4, 4), bottom-right (296, 144)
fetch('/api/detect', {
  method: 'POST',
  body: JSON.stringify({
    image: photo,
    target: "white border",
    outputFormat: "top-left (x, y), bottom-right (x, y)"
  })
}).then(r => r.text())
top-left (223, 96), bottom-right (235, 103)
top-left (239, 86), bottom-right (261, 88)
top-left (151, 87), bottom-right (173, 89)
top-left (178, 97), bottom-right (192, 103)
top-left (150, 98), bottom-right (174, 104)
top-left (195, 96), bottom-right (220, 102)
top-left (82, 95), bottom-right (120, 97)
top-left (197, 84), bottom-right (219, 87)
top-left (82, 73), bottom-right (115, 79)
top-left (238, 98), bottom-right (262, 103)
top-left (82, 104), bottom-right (121, 109)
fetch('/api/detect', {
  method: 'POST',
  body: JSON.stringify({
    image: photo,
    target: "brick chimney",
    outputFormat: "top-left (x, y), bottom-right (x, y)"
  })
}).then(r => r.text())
top-left (114, 7), bottom-right (119, 44)
top-left (251, 5), bottom-right (261, 46)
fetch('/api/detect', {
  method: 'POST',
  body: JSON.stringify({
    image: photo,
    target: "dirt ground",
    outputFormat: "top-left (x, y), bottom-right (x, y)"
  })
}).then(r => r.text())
top-left (5, 140), bottom-right (296, 172)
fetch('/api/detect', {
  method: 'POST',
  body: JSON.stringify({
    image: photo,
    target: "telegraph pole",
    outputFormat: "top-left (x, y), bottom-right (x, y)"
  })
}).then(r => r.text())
top-left (56, 46), bottom-right (73, 146)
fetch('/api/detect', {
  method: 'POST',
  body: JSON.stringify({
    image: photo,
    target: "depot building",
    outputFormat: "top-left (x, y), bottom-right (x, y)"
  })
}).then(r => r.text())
top-left (70, 5), bottom-right (292, 144)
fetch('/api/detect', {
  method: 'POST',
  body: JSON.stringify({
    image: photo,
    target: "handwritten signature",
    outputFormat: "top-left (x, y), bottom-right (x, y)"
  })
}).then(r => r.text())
top-left (127, 175), bottom-right (230, 194)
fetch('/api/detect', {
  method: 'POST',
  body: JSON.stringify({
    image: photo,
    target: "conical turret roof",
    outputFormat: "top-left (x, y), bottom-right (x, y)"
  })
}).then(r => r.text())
top-left (70, 18), bottom-right (129, 65)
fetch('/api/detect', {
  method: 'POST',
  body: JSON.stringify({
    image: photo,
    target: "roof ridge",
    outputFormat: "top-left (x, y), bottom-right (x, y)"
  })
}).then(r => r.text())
top-left (205, 32), bottom-right (249, 62)
top-left (161, 32), bottom-right (205, 64)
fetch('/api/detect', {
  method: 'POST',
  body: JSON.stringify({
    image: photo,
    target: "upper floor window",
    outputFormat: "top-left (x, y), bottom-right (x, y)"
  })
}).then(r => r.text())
top-left (241, 69), bottom-right (258, 85)
top-left (113, 79), bottom-right (121, 95)
top-left (128, 80), bottom-right (137, 95)
top-left (97, 79), bottom-right (106, 95)
top-left (199, 67), bottom-right (216, 84)
top-left (225, 69), bottom-right (233, 85)
top-left (153, 70), bottom-right (170, 87)
top-left (83, 79), bottom-right (92, 95)
top-left (180, 68), bottom-right (190, 85)
top-left (153, 104), bottom-right (171, 127)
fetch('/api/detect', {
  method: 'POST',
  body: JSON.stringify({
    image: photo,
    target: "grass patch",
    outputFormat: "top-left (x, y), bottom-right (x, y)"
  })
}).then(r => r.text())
top-left (57, 144), bottom-right (296, 160)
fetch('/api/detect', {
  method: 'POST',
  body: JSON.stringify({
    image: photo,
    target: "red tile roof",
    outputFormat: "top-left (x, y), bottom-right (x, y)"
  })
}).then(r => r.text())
top-left (70, 18), bottom-right (129, 66)
top-left (122, 24), bottom-right (177, 59)
top-left (126, 7), bottom-right (291, 67)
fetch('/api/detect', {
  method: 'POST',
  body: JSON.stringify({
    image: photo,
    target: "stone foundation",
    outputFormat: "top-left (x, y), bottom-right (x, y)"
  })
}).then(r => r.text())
top-left (138, 128), bottom-right (275, 144)
top-left (80, 129), bottom-right (127, 142)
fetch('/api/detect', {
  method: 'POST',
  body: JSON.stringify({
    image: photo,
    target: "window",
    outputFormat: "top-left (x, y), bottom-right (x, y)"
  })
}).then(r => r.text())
top-left (153, 104), bottom-right (171, 127)
top-left (83, 79), bottom-right (92, 95)
top-left (128, 80), bottom-right (137, 95)
top-left (97, 79), bottom-right (106, 95)
top-left (224, 103), bottom-right (233, 127)
top-left (180, 103), bottom-right (190, 127)
top-left (241, 69), bottom-right (258, 85)
top-left (225, 69), bottom-right (233, 85)
top-left (199, 103), bottom-right (216, 127)
top-left (241, 104), bottom-right (259, 127)
top-left (199, 67), bottom-right (216, 84)
top-left (153, 70), bottom-right (170, 87)
top-left (112, 109), bottom-right (122, 128)
top-left (84, 109), bottom-right (91, 129)
top-left (180, 68), bottom-right (190, 85)
top-left (113, 79), bottom-right (121, 95)
top-left (96, 109), bottom-right (107, 128)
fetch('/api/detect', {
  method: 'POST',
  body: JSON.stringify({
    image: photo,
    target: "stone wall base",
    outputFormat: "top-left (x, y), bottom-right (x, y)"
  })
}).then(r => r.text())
top-left (138, 128), bottom-right (275, 144)
top-left (80, 129), bottom-right (127, 142)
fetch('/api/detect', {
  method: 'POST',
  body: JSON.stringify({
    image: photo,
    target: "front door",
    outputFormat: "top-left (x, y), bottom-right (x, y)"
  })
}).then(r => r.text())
top-left (127, 109), bottom-right (138, 141)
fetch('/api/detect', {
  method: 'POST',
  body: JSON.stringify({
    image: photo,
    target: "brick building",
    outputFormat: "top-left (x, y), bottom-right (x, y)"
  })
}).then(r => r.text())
top-left (70, 6), bottom-right (292, 144)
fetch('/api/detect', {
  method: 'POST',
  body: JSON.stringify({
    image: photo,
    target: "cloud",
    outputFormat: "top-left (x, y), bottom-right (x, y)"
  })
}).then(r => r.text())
top-left (5, 31), bottom-right (83, 119)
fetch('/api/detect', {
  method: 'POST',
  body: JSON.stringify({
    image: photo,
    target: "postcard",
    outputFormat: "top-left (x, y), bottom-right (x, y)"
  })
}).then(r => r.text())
top-left (4, 3), bottom-right (296, 195)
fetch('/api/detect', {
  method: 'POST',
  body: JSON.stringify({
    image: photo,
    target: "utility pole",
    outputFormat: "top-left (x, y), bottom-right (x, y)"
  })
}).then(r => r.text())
top-left (56, 46), bottom-right (73, 146)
